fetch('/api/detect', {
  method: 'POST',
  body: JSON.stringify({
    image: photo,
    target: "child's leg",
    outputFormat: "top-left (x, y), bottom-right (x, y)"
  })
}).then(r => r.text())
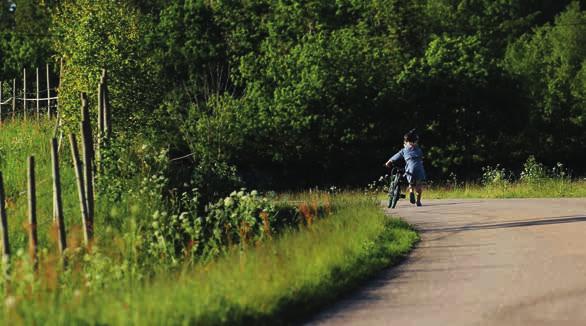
top-left (408, 184), bottom-right (416, 204)
top-left (407, 174), bottom-right (416, 204)
top-left (416, 185), bottom-right (423, 205)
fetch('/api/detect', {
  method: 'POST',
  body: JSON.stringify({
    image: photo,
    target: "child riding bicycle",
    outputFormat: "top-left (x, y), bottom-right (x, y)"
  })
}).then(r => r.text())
top-left (384, 129), bottom-right (426, 206)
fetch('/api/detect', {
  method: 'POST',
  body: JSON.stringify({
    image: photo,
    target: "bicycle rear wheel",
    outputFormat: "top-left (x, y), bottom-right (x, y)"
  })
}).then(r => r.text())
top-left (388, 175), bottom-right (401, 209)
top-left (387, 178), bottom-right (395, 208)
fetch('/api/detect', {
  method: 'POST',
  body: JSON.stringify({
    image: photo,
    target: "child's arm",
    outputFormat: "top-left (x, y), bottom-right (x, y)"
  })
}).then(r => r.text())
top-left (384, 150), bottom-right (404, 167)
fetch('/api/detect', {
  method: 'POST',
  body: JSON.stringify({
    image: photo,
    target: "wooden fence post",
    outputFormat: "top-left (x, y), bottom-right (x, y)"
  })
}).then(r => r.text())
top-left (0, 172), bottom-right (10, 265)
top-left (58, 58), bottom-right (64, 114)
top-left (59, 58), bottom-right (63, 86)
top-left (97, 81), bottom-right (104, 170)
top-left (46, 63), bottom-right (51, 118)
top-left (0, 80), bottom-right (3, 124)
top-left (36, 67), bottom-right (40, 120)
top-left (51, 138), bottom-right (67, 255)
top-left (12, 79), bottom-right (16, 120)
top-left (102, 69), bottom-right (111, 139)
top-left (69, 133), bottom-right (92, 245)
top-left (98, 81), bottom-right (104, 135)
top-left (80, 94), bottom-right (94, 233)
top-left (23, 68), bottom-right (27, 121)
top-left (28, 156), bottom-right (38, 270)
top-left (81, 93), bottom-right (89, 122)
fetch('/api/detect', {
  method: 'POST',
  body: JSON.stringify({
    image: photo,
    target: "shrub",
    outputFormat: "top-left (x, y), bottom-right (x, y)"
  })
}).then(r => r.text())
top-left (202, 190), bottom-right (277, 256)
top-left (145, 188), bottom-right (298, 264)
top-left (551, 162), bottom-right (570, 179)
top-left (520, 155), bottom-right (547, 183)
top-left (481, 164), bottom-right (510, 186)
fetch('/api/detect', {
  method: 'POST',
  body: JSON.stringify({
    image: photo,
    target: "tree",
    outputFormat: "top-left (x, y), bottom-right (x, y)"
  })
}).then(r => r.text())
top-left (0, 0), bottom-right (53, 78)
top-left (504, 1), bottom-right (586, 168)
top-left (52, 0), bottom-right (160, 132)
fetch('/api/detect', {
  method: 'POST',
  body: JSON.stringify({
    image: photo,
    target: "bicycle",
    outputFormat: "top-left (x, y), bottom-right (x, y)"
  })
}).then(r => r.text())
top-left (387, 166), bottom-right (406, 209)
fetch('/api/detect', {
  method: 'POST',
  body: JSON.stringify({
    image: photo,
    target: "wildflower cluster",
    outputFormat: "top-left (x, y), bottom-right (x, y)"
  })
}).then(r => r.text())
top-left (481, 164), bottom-right (510, 186)
top-left (551, 162), bottom-right (570, 179)
top-left (147, 189), bottom-right (278, 263)
top-left (364, 174), bottom-right (390, 197)
top-left (204, 189), bottom-right (277, 255)
top-left (520, 155), bottom-right (547, 183)
top-left (483, 156), bottom-right (572, 186)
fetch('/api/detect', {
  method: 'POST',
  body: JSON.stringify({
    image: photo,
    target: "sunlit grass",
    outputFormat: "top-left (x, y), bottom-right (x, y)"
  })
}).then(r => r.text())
top-left (1, 120), bottom-right (419, 324)
top-left (425, 179), bottom-right (586, 199)
top-left (3, 194), bottom-right (418, 325)
top-left (0, 119), bottom-right (82, 251)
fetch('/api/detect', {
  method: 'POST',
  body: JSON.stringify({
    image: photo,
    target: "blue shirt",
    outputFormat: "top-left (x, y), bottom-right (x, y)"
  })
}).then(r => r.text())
top-left (389, 144), bottom-right (426, 180)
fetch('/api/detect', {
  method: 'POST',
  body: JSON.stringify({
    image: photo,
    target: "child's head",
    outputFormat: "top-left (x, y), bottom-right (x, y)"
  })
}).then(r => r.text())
top-left (404, 129), bottom-right (419, 144)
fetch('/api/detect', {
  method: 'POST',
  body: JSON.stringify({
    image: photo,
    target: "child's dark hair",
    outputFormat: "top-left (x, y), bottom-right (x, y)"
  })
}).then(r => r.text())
top-left (404, 129), bottom-right (419, 143)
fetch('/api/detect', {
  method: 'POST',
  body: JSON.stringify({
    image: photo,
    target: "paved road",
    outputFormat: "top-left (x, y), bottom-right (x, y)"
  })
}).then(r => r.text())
top-left (309, 198), bottom-right (586, 326)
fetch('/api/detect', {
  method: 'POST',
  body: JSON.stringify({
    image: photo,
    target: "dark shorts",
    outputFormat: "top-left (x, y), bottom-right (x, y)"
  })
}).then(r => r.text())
top-left (405, 168), bottom-right (426, 186)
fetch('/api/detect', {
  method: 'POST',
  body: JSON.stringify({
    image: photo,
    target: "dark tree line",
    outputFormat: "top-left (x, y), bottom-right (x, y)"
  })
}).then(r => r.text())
top-left (2, 0), bottom-right (585, 193)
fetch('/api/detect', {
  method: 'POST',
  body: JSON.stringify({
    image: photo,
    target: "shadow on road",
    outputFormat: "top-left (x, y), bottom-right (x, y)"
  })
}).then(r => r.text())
top-left (419, 201), bottom-right (483, 207)
top-left (423, 215), bottom-right (586, 232)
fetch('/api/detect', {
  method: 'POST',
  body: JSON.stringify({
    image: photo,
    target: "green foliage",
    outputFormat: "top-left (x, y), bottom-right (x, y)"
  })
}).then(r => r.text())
top-left (52, 0), bottom-right (160, 132)
top-left (504, 2), bottom-right (586, 163)
top-left (231, 23), bottom-right (406, 185)
top-left (154, 0), bottom-right (224, 85)
top-left (202, 190), bottom-right (278, 255)
top-left (417, 35), bottom-right (489, 83)
top-left (178, 94), bottom-right (245, 200)
top-left (0, 0), bottom-right (53, 78)
top-left (2, 0), bottom-right (586, 188)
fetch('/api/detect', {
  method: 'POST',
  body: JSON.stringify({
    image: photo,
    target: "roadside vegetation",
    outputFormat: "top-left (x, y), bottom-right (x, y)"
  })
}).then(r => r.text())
top-left (426, 180), bottom-right (586, 199)
top-left (4, 193), bottom-right (417, 325)
top-left (367, 156), bottom-right (586, 200)
top-left (427, 157), bottom-right (586, 199)
top-left (0, 121), bottom-right (417, 324)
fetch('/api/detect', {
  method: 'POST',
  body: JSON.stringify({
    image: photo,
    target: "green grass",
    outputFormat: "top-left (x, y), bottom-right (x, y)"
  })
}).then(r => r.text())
top-left (1, 120), bottom-right (419, 324)
top-left (0, 119), bottom-right (145, 254)
top-left (425, 179), bottom-right (586, 199)
top-left (0, 119), bottom-right (83, 251)
top-left (3, 194), bottom-right (418, 325)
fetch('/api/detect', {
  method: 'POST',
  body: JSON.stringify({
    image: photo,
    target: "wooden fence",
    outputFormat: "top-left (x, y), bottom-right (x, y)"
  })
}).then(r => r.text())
top-left (0, 68), bottom-right (111, 271)
top-left (0, 63), bottom-right (60, 123)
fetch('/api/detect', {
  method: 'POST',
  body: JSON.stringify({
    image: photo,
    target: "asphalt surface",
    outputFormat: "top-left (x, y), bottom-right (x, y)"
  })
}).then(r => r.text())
top-left (309, 198), bottom-right (586, 326)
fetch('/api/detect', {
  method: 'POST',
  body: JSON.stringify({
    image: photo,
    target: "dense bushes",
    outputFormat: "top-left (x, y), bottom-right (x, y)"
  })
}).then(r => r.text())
top-left (504, 2), bottom-right (586, 167)
top-left (3, 0), bottom-right (586, 192)
top-left (146, 0), bottom-right (586, 189)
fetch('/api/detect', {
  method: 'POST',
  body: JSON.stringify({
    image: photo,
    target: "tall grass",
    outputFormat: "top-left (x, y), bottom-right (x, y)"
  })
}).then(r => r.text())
top-left (0, 119), bottom-right (81, 251)
top-left (426, 179), bottom-right (586, 199)
top-left (1, 120), bottom-right (419, 324)
top-left (3, 194), bottom-right (418, 324)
